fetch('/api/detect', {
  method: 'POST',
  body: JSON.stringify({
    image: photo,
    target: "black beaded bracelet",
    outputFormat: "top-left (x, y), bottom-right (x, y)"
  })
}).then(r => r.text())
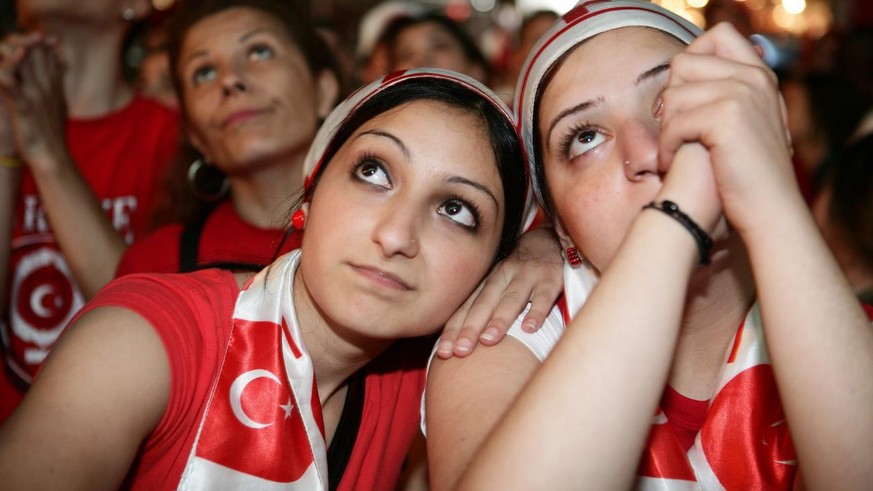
top-left (643, 200), bottom-right (713, 265)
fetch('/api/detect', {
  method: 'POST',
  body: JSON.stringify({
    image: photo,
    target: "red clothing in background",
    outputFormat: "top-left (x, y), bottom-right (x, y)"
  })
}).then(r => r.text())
top-left (1, 95), bottom-right (179, 422)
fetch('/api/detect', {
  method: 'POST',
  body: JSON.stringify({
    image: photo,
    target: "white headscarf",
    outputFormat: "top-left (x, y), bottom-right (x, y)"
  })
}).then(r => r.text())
top-left (513, 0), bottom-right (702, 207)
top-left (512, 0), bottom-right (703, 319)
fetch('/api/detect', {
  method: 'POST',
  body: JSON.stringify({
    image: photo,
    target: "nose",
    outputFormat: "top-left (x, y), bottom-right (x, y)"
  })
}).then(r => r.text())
top-left (220, 67), bottom-right (248, 97)
top-left (619, 119), bottom-right (660, 181)
top-left (371, 200), bottom-right (421, 259)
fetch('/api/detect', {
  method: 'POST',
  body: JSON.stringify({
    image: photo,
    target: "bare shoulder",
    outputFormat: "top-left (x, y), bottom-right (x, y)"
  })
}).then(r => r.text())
top-left (426, 335), bottom-right (542, 491)
top-left (0, 305), bottom-right (170, 491)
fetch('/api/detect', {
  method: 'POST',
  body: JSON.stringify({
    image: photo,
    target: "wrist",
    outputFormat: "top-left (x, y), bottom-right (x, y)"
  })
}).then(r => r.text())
top-left (25, 149), bottom-right (75, 179)
top-left (643, 200), bottom-right (714, 265)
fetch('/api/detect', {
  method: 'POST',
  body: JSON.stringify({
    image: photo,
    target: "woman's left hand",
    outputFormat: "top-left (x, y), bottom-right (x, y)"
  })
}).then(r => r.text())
top-left (437, 226), bottom-right (564, 358)
top-left (658, 22), bottom-right (797, 239)
top-left (0, 33), bottom-right (69, 174)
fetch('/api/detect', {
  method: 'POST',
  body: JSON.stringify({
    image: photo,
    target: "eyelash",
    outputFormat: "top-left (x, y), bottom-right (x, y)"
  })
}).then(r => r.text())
top-left (558, 121), bottom-right (599, 160)
top-left (444, 194), bottom-right (482, 232)
top-left (350, 152), bottom-right (391, 186)
top-left (349, 152), bottom-right (482, 231)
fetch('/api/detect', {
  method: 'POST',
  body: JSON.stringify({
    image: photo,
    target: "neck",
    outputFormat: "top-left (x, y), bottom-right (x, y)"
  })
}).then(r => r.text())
top-left (227, 154), bottom-right (306, 229)
top-left (291, 266), bottom-right (393, 406)
top-left (24, 17), bottom-right (132, 118)
top-left (667, 235), bottom-right (756, 400)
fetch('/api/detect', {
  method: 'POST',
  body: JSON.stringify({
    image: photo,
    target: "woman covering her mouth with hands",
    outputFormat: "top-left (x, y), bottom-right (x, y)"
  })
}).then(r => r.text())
top-left (426, 2), bottom-right (873, 489)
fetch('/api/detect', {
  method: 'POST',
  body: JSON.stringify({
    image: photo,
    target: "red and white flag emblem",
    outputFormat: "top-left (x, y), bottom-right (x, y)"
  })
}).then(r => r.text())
top-left (178, 251), bottom-right (328, 490)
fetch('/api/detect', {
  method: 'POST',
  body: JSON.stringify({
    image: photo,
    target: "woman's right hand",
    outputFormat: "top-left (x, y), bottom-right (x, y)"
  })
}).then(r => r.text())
top-left (437, 226), bottom-right (564, 358)
top-left (659, 23), bottom-right (797, 241)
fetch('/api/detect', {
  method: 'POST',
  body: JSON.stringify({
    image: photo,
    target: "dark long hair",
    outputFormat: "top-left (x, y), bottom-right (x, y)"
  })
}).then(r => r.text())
top-left (306, 77), bottom-right (526, 262)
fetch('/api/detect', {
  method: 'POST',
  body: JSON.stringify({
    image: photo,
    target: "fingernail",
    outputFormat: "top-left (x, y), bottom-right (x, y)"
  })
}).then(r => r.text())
top-left (480, 327), bottom-right (499, 343)
top-left (454, 338), bottom-right (472, 354)
top-left (522, 320), bottom-right (537, 332)
top-left (437, 340), bottom-right (453, 356)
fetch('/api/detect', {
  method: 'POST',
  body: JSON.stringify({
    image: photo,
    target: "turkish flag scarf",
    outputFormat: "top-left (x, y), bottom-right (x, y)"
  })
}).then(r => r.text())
top-left (562, 264), bottom-right (797, 490)
top-left (178, 250), bottom-right (329, 490)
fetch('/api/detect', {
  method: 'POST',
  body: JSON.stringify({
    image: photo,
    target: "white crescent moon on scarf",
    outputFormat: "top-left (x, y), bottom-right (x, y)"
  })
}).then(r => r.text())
top-left (30, 285), bottom-right (56, 318)
top-left (229, 369), bottom-right (282, 429)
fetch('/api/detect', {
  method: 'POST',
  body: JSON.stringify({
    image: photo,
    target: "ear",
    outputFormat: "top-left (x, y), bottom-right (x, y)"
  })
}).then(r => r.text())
top-left (314, 69), bottom-right (340, 120)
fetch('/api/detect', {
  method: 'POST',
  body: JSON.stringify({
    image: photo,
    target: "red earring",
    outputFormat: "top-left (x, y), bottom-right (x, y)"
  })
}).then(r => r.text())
top-left (565, 246), bottom-right (582, 268)
top-left (291, 209), bottom-right (306, 230)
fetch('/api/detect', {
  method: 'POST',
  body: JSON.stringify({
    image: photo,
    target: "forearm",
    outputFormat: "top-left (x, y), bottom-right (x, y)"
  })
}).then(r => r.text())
top-left (459, 211), bottom-right (698, 489)
top-left (742, 193), bottom-right (873, 488)
top-left (30, 158), bottom-right (124, 299)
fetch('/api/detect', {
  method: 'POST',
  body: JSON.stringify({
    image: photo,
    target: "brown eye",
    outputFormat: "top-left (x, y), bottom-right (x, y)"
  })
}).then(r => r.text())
top-left (562, 125), bottom-right (606, 160)
top-left (438, 198), bottom-right (479, 229)
top-left (354, 159), bottom-right (391, 189)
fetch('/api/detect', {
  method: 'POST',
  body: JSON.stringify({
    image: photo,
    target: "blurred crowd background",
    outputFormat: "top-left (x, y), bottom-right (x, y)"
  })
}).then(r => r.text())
top-left (4, 0), bottom-right (873, 101)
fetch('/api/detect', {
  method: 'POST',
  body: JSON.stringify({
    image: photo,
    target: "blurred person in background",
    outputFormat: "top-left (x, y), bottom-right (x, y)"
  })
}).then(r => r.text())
top-left (493, 9), bottom-right (558, 104)
top-left (780, 72), bottom-right (873, 199)
top-left (0, 0), bottom-right (178, 423)
top-left (702, 0), bottom-right (754, 36)
top-left (133, 9), bottom-right (179, 110)
top-left (812, 132), bottom-right (873, 305)
top-left (353, 1), bottom-right (424, 86)
top-left (380, 11), bottom-right (491, 86)
top-left (115, 0), bottom-right (341, 276)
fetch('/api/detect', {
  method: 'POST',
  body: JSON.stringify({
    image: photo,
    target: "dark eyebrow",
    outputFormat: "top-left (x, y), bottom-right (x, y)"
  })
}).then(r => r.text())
top-left (636, 61), bottom-right (671, 85)
top-left (546, 61), bottom-right (672, 142)
top-left (447, 176), bottom-right (500, 211)
top-left (356, 130), bottom-right (411, 160)
top-left (356, 130), bottom-right (499, 210)
top-left (547, 97), bottom-right (603, 143)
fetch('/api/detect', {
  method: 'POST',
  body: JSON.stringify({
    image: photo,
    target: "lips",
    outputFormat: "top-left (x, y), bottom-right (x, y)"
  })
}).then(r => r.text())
top-left (220, 108), bottom-right (267, 129)
top-left (351, 264), bottom-right (414, 291)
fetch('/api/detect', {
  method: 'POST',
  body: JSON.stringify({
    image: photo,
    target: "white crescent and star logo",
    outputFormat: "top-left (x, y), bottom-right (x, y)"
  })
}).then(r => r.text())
top-left (30, 284), bottom-right (59, 318)
top-left (229, 369), bottom-right (295, 429)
